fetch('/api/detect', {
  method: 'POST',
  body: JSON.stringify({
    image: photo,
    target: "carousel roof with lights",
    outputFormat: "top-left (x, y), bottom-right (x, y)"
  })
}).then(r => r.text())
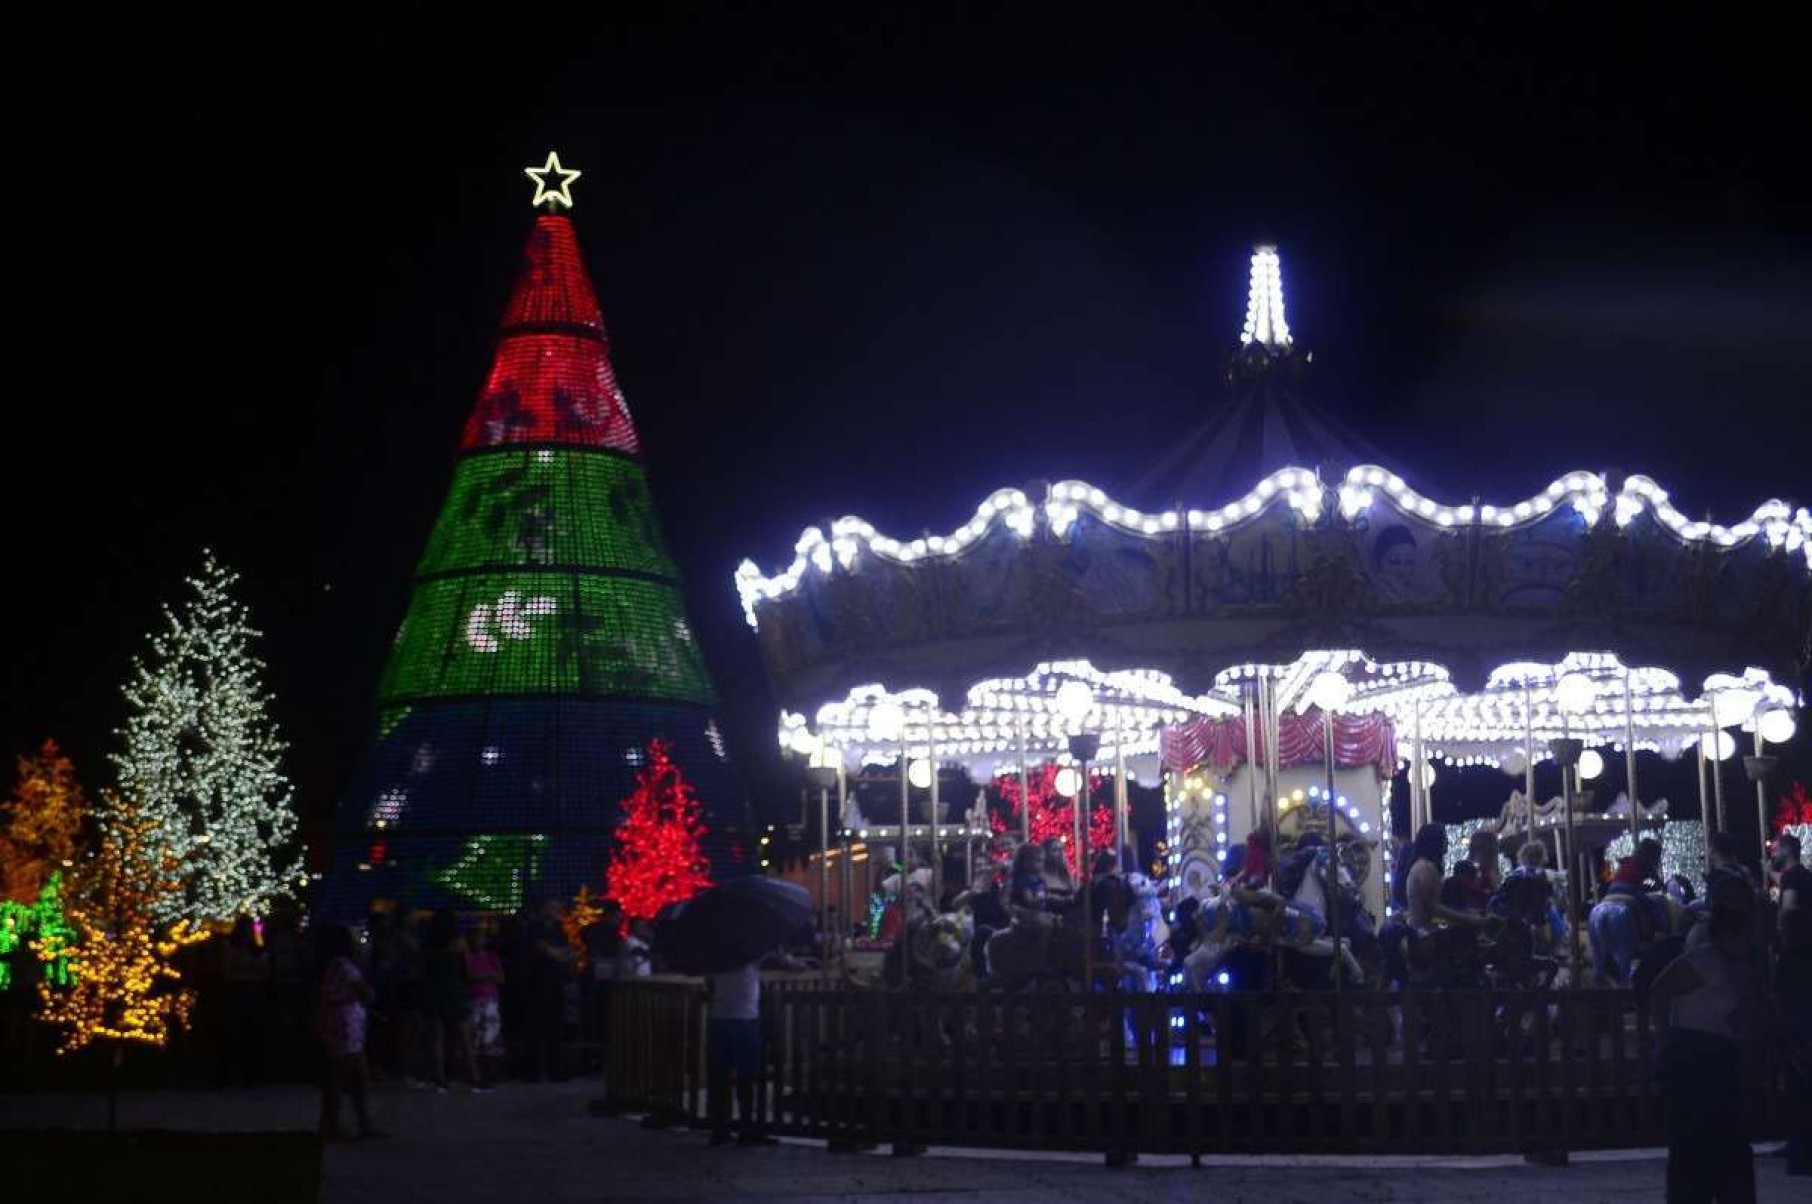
top-left (737, 248), bottom-right (1811, 775)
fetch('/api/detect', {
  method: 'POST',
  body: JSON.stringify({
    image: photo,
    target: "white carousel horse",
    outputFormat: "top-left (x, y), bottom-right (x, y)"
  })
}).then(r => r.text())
top-left (1180, 847), bottom-right (1363, 991)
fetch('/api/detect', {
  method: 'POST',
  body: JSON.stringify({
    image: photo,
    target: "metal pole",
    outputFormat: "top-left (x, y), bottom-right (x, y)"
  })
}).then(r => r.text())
top-left (1243, 683), bottom-right (1261, 838)
top-left (1696, 729), bottom-right (1713, 872)
top-left (1016, 716), bottom-right (1031, 846)
top-left (1623, 671), bottom-right (1640, 846)
top-left (1413, 698), bottom-right (1426, 833)
top-left (899, 725), bottom-right (911, 929)
top-left (928, 703), bottom-right (942, 911)
top-left (819, 783), bottom-right (831, 985)
top-left (1246, 681), bottom-right (1261, 841)
top-left (1323, 705), bottom-right (1342, 994)
top-left (1080, 752), bottom-right (1093, 991)
top-left (1753, 727), bottom-right (1770, 869)
top-left (837, 760), bottom-right (850, 969)
top-left (1710, 712), bottom-right (1727, 839)
top-left (1073, 759), bottom-right (1086, 881)
top-left (1561, 713), bottom-right (1581, 990)
top-left (1524, 681), bottom-right (1537, 837)
top-left (1114, 742), bottom-right (1129, 870)
top-left (1260, 674), bottom-right (1279, 879)
top-left (840, 828), bottom-right (854, 942)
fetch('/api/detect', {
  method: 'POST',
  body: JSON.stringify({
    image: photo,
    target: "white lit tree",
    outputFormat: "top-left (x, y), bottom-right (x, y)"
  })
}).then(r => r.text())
top-left (113, 551), bottom-right (300, 924)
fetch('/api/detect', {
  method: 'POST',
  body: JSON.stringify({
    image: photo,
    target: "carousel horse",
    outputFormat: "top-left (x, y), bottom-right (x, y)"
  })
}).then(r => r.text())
top-left (1091, 870), bottom-right (1169, 994)
top-left (1587, 890), bottom-right (1692, 986)
top-left (1183, 844), bottom-right (1364, 991)
top-left (1480, 870), bottom-right (1563, 990)
top-left (984, 844), bottom-right (1091, 992)
top-left (886, 908), bottom-right (978, 992)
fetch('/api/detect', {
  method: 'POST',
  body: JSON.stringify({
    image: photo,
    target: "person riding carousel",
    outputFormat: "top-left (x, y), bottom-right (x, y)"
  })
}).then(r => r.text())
top-left (1403, 825), bottom-right (1483, 934)
top-left (1227, 830), bottom-right (1283, 910)
top-left (1607, 837), bottom-right (1667, 947)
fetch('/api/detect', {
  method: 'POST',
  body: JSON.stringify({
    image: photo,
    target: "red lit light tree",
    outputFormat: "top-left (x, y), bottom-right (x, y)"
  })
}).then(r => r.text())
top-left (989, 761), bottom-right (1114, 876)
top-left (604, 739), bottom-right (713, 925)
top-left (1775, 780), bottom-right (1812, 841)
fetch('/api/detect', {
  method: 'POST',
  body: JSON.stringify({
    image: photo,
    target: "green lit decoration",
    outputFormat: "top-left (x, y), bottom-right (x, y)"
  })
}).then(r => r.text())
top-left (0, 870), bottom-right (77, 991)
top-left (431, 834), bottom-right (549, 912)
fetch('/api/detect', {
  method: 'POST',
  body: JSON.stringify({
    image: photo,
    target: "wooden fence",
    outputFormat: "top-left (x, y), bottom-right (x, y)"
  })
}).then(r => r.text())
top-left (600, 980), bottom-right (1786, 1160)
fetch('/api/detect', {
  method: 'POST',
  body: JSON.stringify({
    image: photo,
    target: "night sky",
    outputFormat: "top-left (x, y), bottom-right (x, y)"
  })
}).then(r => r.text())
top-left (9, 10), bottom-right (1809, 861)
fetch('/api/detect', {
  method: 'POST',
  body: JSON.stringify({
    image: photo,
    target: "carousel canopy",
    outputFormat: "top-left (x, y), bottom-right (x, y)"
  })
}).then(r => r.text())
top-left (738, 249), bottom-right (1810, 776)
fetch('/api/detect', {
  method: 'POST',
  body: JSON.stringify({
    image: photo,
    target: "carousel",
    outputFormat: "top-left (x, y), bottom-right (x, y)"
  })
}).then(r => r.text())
top-left (738, 247), bottom-right (1812, 990)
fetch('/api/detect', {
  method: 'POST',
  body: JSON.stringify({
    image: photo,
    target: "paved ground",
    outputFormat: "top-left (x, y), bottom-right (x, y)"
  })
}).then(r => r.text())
top-left (0, 1078), bottom-right (1802, 1202)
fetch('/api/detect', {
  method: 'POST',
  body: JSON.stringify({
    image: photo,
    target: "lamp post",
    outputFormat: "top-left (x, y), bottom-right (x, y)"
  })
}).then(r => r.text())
top-left (1306, 670), bottom-right (1352, 992)
top-left (865, 699), bottom-right (907, 953)
top-left (1552, 668), bottom-right (1596, 991)
top-left (1622, 670), bottom-right (1641, 847)
top-left (1054, 676), bottom-right (1098, 990)
top-left (1069, 731), bottom-right (1101, 992)
top-left (1549, 735), bottom-right (1585, 989)
top-left (807, 757), bottom-right (838, 986)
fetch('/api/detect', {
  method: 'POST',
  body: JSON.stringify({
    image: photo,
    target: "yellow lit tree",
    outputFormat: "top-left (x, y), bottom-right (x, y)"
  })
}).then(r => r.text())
top-left (0, 739), bottom-right (89, 904)
top-left (36, 790), bottom-right (203, 1058)
top-left (563, 884), bottom-right (605, 970)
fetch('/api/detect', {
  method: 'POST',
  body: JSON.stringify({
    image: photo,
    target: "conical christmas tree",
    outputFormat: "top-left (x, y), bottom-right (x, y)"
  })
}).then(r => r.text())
top-left (324, 154), bottom-right (745, 918)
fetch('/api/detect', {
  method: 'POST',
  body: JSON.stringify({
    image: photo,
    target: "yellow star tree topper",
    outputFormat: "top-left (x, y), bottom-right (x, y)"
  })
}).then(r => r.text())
top-left (36, 790), bottom-right (206, 1053)
top-left (525, 151), bottom-right (581, 209)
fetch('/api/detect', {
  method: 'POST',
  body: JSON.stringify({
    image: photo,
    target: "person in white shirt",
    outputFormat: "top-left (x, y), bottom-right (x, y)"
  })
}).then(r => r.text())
top-left (706, 960), bottom-right (771, 1146)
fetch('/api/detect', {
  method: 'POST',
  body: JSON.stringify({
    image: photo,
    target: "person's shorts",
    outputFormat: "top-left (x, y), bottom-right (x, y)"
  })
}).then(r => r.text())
top-left (708, 1018), bottom-right (761, 1076)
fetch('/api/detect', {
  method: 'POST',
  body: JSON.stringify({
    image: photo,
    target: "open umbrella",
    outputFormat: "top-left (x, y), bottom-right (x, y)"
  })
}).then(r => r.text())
top-left (654, 877), bottom-right (813, 975)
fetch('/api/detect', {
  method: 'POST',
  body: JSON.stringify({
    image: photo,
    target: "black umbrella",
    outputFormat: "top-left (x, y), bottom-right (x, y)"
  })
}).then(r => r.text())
top-left (654, 876), bottom-right (814, 975)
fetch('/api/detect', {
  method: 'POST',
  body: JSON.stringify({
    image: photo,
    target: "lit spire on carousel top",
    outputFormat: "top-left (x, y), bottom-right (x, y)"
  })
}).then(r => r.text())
top-left (1239, 245), bottom-right (1292, 350)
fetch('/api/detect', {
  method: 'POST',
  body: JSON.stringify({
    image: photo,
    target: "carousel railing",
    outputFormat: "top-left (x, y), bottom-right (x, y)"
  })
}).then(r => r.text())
top-left (599, 980), bottom-right (1788, 1160)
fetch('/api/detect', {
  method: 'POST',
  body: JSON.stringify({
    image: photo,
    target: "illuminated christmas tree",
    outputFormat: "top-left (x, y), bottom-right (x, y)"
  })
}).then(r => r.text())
top-left (0, 871), bottom-right (77, 992)
top-left (1776, 780), bottom-right (1812, 851)
top-left (37, 791), bottom-right (203, 1055)
top-left (324, 154), bottom-right (743, 919)
top-left (0, 739), bottom-right (89, 904)
top-left (990, 761), bottom-right (1114, 876)
top-left (605, 739), bottom-right (712, 925)
top-left (113, 552), bottom-right (300, 924)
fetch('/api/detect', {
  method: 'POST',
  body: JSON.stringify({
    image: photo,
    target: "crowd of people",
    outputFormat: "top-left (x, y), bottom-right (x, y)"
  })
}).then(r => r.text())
top-left (0, 892), bottom-right (676, 1140)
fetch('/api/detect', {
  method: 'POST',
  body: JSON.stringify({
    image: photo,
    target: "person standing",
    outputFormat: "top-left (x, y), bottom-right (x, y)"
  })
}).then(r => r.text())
top-left (218, 916), bottom-right (271, 1088)
top-left (706, 958), bottom-right (776, 1147)
top-left (424, 911), bottom-right (484, 1091)
top-left (316, 924), bottom-right (382, 1141)
top-left (1649, 878), bottom-right (1763, 1203)
top-left (1772, 833), bottom-right (1811, 1177)
top-left (526, 897), bottom-right (575, 1081)
top-left (465, 924), bottom-right (506, 1083)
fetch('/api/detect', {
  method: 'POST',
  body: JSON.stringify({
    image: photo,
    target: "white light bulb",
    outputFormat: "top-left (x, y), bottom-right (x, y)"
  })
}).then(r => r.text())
top-left (1757, 709), bottom-right (1797, 745)
top-left (1700, 731), bottom-right (1737, 761)
top-left (1418, 762), bottom-right (1437, 790)
top-left (1054, 680), bottom-right (1094, 723)
top-left (1306, 670), bottom-right (1352, 713)
top-left (1709, 692), bottom-right (1754, 728)
top-left (907, 759), bottom-right (932, 790)
top-left (866, 701), bottom-right (904, 742)
top-left (1555, 673), bottom-right (1597, 715)
top-left (1578, 749), bottom-right (1605, 780)
top-left (1500, 749), bottom-right (1529, 778)
top-left (1054, 766), bottom-right (1081, 797)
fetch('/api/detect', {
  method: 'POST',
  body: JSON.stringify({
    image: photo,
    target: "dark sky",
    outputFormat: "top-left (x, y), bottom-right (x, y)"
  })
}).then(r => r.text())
top-left (8, 9), bottom-right (1809, 855)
